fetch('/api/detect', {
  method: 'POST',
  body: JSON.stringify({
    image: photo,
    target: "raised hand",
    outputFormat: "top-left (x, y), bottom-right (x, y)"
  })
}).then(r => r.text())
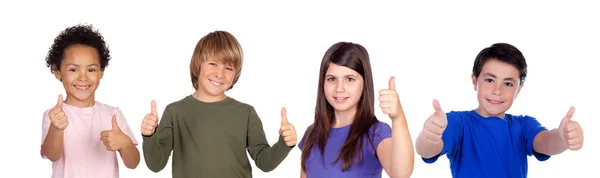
top-left (420, 99), bottom-right (447, 144)
top-left (101, 115), bottom-right (132, 151)
top-left (49, 94), bottom-right (68, 130)
top-left (279, 107), bottom-right (297, 147)
top-left (558, 106), bottom-right (584, 150)
top-left (379, 76), bottom-right (404, 119)
top-left (141, 100), bottom-right (159, 136)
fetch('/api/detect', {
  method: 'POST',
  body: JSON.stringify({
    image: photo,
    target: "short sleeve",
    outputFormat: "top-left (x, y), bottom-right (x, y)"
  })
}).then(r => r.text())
top-left (115, 108), bottom-right (139, 145)
top-left (521, 115), bottom-right (550, 161)
top-left (423, 111), bottom-right (463, 163)
top-left (372, 122), bottom-right (392, 150)
top-left (40, 108), bottom-right (52, 158)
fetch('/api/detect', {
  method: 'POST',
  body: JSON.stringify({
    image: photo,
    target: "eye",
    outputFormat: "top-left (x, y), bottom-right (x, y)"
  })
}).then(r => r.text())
top-left (484, 78), bottom-right (494, 83)
top-left (69, 68), bottom-right (77, 72)
top-left (225, 67), bottom-right (234, 71)
top-left (209, 62), bottom-right (217, 66)
top-left (88, 69), bottom-right (97, 72)
top-left (326, 77), bottom-right (335, 82)
top-left (346, 77), bottom-right (355, 82)
top-left (504, 82), bottom-right (514, 87)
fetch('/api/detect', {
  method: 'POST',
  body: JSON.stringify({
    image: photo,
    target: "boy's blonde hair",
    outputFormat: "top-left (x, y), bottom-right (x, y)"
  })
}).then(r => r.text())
top-left (190, 31), bottom-right (243, 90)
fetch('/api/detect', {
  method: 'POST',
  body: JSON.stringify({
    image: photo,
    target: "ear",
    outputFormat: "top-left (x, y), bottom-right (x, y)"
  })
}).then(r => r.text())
top-left (99, 70), bottom-right (104, 79)
top-left (471, 74), bottom-right (477, 91)
top-left (53, 65), bottom-right (62, 82)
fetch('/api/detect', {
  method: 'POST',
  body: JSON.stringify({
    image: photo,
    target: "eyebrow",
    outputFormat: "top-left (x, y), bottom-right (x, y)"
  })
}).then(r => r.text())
top-left (325, 74), bottom-right (358, 78)
top-left (65, 63), bottom-right (99, 67)
top-left (481, 73), bottom-right (516, 81)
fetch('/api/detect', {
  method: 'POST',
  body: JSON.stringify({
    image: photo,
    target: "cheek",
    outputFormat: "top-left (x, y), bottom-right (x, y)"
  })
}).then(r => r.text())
top-left (323, 83), bottom-right (335, 98)
top-left (503, 88), bottom-right (519, 98)
top-left (350, 82), bottom-right (363, 99)
top-left (226, 72), bottom-right (236, 82)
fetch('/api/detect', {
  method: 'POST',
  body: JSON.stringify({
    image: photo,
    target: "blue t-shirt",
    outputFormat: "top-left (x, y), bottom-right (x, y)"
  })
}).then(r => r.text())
top-left (423, 110), bottom-right (550, 178)
top-left (298, 121), bottom-right (392, 178)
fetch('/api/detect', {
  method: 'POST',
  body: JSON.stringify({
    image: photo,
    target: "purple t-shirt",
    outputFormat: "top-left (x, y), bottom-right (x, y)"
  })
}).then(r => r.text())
top-left (298, 121), bottom-right (392, 178)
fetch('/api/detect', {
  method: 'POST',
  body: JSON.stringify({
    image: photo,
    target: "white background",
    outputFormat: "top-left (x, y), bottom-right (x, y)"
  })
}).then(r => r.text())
top-left (0, 1), bottom-right (598, 177)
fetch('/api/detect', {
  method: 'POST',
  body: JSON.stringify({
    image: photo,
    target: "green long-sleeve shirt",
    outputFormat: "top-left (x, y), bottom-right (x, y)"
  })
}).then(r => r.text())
top-left (143, 95), bottom-right (292, 178)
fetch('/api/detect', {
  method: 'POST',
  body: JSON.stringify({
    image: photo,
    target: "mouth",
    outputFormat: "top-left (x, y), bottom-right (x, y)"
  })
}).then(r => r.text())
top-left (73, 85), bottom-right (91, 91)
top-left (486, 99), bottom-right (504, 105)
top-left (333, 97), bottom-right (349, 102)
top-left (209, 79), bottom-right (223, 87)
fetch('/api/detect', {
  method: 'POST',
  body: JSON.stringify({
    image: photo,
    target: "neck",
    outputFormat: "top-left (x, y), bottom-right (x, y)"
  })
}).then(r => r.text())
top-left (65, 95), bottom-right (95, 108)
top-left (332, 106), bottom-right (357, 128)
top-left (192, 89), bottom-right (226, 103)
top-left (475, 106), bottom-right (505, 119)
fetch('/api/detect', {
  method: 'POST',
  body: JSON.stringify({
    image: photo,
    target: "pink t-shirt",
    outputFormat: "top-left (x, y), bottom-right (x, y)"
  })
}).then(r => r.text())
top-left (40, 101), bottom-right (138, 178)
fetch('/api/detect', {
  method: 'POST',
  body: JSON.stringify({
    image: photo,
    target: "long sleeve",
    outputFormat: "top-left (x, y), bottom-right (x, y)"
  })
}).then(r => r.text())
top-left (245, 107), bottom-right (293, 172)
top-left (142, 105), bottom-right (174, 172)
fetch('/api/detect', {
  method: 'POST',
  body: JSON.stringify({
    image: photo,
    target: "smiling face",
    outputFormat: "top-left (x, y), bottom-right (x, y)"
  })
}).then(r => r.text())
top-left (323, 63), bottom-right (364, 115)
top-left (194, 59), bottom-right (236, 102)
top-left (473, 59), bottom-right (523, 118)
top-left (54, 44), bottom-right (103, 107)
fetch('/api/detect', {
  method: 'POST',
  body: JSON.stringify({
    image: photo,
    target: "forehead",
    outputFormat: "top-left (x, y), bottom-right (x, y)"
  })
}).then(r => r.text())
top-left (480, 59), bottom-right (520, 79)
top-left (63, 45), bottom-right (100, 65)
top-left (326, 63), bottom-right (359, 76)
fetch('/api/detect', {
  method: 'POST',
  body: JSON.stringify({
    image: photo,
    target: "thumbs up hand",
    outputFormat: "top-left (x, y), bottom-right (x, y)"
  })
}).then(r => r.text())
top-left (558, 106), bottom-right (584, 151)
top-left (141, 100), bottom-right (159, 136)
top-left (101, 115), bottom-right (132, 151)
top-left (279, 107), bottom-right (297, 147)
top-left (379, 76), bottom-right (404, 119)
top-left (421, 99), bottom-right (448, 144)
top-left (49, 94), bottom-right (68, 130)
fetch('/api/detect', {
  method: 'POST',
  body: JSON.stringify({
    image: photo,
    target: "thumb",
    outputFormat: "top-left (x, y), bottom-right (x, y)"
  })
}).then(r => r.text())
top-left (57, 94), bottom-right (64, 108)
top-left (560, 106), bottom-right (575, 127)
top-left (112, 115), bottom-right (120, 130)
top-left (151, 100), bottom-right (158, 116)
top-left (432, 99), bottom-right (443, 114)
top-left (388, 76), bottom-right (396, 90)
top-left (281, 107), bottom-right (289, 126)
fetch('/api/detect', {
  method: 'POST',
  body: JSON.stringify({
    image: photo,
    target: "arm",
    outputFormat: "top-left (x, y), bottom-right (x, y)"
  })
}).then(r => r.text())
top-left (41, 126), bottom-right (64, 161)
top-left (142, 106), bottom-right (174, 172)
top-left (378, 116), bottom-right (415, 178)
top-left (118, 142), bottom-right (140, 169)
top-left (415, 131), bottom-right (444, 159)
top-left (246, 107), bottom-right (293, 172)
top-left (533, 107), bottom-right (584, 156)
top-left (41, 102), bottom-right (68, 162)
top-left (533, 129), bottom-right (567, 156)
top-left (114, 110), bottom-right (141, 169)
top-left (415, 100), bottom-right (447, 159)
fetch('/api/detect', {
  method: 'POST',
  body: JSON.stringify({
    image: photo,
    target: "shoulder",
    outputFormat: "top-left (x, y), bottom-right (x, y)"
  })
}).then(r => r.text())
top-left (369, 121), bottom-right (391, 134)
top-left (506, 113), bottom-right (541, 126)
top-left (94, 101), bottom-right (121, 113)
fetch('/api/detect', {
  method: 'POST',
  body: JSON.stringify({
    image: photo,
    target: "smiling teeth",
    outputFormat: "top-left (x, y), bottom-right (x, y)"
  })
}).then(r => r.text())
top-left (211, 81), bottom-right (222, 86)
top-left (75, 85), bottom-right (90, 90)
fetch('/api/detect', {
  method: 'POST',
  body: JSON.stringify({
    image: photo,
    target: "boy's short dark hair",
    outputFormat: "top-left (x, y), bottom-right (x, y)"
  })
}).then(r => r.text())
top-left (45, 24), bottom-right (111, 73)
top-left (472, 43), bottom-right (528, 83)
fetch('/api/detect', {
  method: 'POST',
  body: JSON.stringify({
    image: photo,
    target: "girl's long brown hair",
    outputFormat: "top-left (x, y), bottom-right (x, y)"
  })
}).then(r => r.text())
top-left (301, 42), bottom-right (378, 172)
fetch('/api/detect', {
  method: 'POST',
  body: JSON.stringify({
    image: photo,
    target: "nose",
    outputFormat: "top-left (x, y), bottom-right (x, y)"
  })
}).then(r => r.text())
top-left (214, 67), bottom-right (225, 79)
top-left (492, 83), bottom-right (502, 96)
top-left (335, 80), bottom-right (345, 93)
top-left (78, 70), bottom-right (88, 81)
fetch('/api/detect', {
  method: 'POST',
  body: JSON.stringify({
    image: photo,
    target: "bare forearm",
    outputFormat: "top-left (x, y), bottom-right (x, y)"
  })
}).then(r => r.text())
top-left (534, 129), bottom-right (567, 156)
top-left (390, 117), bottom-right (414, 178)
top-left (415, 132), bottom-right (443, 159)
top-left (41, 127), bottom-right (64, 161)
top-left (119, 142), bottom-right (140, 169)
